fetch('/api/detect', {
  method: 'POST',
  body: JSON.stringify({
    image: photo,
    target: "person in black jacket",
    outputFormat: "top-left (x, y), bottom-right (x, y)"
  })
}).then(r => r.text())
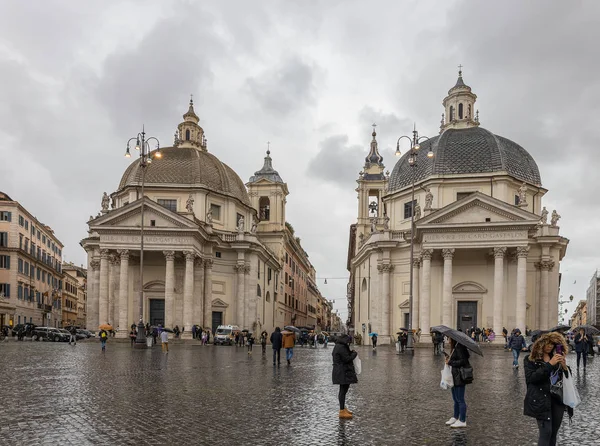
top-left (270, 327), bottom-right (283, 365)
top-left (524, 332), bottom-right (572, 446)
top-left (444, 338), bottom-right (471, 428)
top-left (509, 328), bottom-right (527, 368)
top-left (332, 334), bottom-right (358, 419)
top-left (573, 329), bottom-right (590, 369)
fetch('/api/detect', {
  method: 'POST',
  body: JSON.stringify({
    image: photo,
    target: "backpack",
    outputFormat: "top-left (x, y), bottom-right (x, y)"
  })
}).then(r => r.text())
top-left (101, 331), bottom-right (107, 339)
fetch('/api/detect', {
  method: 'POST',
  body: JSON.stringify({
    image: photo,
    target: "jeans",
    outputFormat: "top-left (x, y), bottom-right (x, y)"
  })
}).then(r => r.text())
top-left (286, 348), bottom-right (294, 361)
top-left (536, 399), bottom-right (564, 446)
top-left (273, 348), bottom-right (281, 364)
top-left (451, 385), bottom-right (467, 422)
top-left (576, 351), bottom-right (587, 368)
top-left (69, 334), bottom-right (76, 344)
top-left (512, 348), bottom-right (521, 366)
top-left (101, 340), bottom-right (107, 351)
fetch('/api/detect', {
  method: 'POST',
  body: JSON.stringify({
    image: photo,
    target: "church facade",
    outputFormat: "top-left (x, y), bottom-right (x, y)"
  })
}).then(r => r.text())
top-left (81, 101), bottom-right (314, 337)
top-left (348, 72), bottom-right (569, 344)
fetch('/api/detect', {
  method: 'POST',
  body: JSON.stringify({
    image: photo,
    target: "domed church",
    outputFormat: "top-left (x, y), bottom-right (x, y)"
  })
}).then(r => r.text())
top-left (348, 71), bottom-right (569, 344)
top-left (82, 100), bottom-right (292, 337)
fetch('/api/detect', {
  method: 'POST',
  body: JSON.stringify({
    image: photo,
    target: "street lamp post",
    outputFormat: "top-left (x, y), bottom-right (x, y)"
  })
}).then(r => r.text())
top-left (395, 125), bottom-right (433, 353)
top-left (125, 127), bottom-right (161, 348)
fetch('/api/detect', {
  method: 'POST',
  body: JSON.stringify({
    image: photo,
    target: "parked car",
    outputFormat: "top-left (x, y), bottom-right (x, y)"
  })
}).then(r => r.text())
top-left (76, 329), bottom-right (92, 339)
top-left (58, 329), bottom-right (75, 342)
top-left (32, 327), bottom-right (69, 342)
top-left (11, 323), bottom-right (37, 337)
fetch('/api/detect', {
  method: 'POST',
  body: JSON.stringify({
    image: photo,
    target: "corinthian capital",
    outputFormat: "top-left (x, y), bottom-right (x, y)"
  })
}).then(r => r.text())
top-left (442, 248), bottom-right (455, 260)
top-left (163, 250), bottom-right (175, 261)
top-left (421, 249), bottom-right (434, 261)
top-left (516, 246), bottom-right (529, 258)
top-left (117, 249), bottom-right (129, 260)
top-left (204, 259), bottom-right (214, 269)
top-left (99, 249), bottom-right (110, 259)
top-left (536, 260), bottom-right (555, 271)
top-left (183, 250), bottom-right (196, 262)
top-left (90, 260), bottom-right (101, 271)
top-left (493, 247), bottom-right (507, 258)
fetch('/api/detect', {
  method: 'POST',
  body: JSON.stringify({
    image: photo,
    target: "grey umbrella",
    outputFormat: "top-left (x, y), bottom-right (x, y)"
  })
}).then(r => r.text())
top-left (548, 324), bottom-right (571, 333)
top-left (431, 325), bottom-right (483, 356)
top-left (572, 325), bottom-right (600, 336)
top-left (284, 325), bottom-right (301, 333)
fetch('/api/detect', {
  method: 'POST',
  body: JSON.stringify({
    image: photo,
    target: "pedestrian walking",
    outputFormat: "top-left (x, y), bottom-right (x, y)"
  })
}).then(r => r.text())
top-left (69, 326), bottom-right (77, 345)
top-left (129, 328), bottom-right (137, 346)
top-left (192, 325), bottom-right (197, 339)
top-left (444, 338), bottom-right (472, 428)
top-left (332, 334), bottom-right (358, 419)
top-left (574, 329), bottom-right (590, 369)
top-left (260, 331), bottom-right (268, 354)
top-left (99, 329), bottom-right (108, 352)
top-left (270, 327), bottom-right (283, 365)
top-left (371, 333), bottom-right (378, 349)
top-left (502, 327), bottom-right (509, 349)
top-left (247, 332), bottom-right (254, 354)
top-left (283, 330), bottom-right (295, 365)
top-left (206, 329), bottom-right (211, 344)
top-left (161, 329), bottom-right (169, 353)
top-left (524, 332), bottom-right (572, 446)
top-left (399, 331), bottom-right (408, 352)
top-left (509, 329), bottom-right (527, 368)
top-left (152, 326), bottom-right (158, 345)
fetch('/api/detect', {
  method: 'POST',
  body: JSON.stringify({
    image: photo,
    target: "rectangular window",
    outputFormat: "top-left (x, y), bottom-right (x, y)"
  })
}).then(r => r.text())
top-left (514, 194), bottom-right (520, 205)
top-left (37, 230), bottom-right (40, 239)
top-left (0, 255), bottom-right (9, 269)
top-left (268, 268), bottom-right (272, 283)
top-left (17, 285), bottom-right (23, 300)
top-left (403, 200), bottom-right (417, 219)
top-left (0, 283), bottom-right (10, 298)
top-left (0, 211), bottom-right (11, 221)
top-left (42, 271), bottom-right (46, 282)
top-left (285, 272), bottom-right (288, 285)
top-left (0, 232), bottom-right (7, 247)
top-left (24, 220), bottom-right (28, 230)
top-left (157, 199), bottom-right (177, 212)
top-left (215, 252), bottom-right (221, 258)
top-left (19, 234), bottom-right (23, 249)
top-left (18, 258), bottom-right (23, 273)
top-left (24, 262), bottom-right (29, 276)
top-left (19, 215), bottom-right (24, 226)
top-left (209, 204), bottom-right (221, 221)
top-left (150, 220), bottom-right (156, 227)
top-left (457, 192), bottom-right (475, 201)
top-left (42, 235), bottom-right (46, 244)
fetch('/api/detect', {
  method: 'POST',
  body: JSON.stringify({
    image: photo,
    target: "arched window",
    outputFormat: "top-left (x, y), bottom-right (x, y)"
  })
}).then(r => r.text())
top-left (361, 278), bottom-right (367, 292)
top-left (257, 284), bottom-right (261, 297)
top-left (468, 104), bottom-right (472, 119)
top-left (458, 103), bottom-right (463, 119)
top-left (265, 291), bottom-right (270, 302)
top-left (449, 106), bottom-right (454, 121)
top-left (185, 129), bottom-right (190, 140)
top-left (259, 196), bottom-right (270, 221)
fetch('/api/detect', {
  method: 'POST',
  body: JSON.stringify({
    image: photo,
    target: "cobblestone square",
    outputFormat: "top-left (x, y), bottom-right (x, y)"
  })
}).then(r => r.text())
top-left (0, 340), bottom-right (597, 445)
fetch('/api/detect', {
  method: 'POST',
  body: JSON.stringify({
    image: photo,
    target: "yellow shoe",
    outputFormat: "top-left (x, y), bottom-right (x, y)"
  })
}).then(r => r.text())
top-left (343, 408), bottom-right (353, 416)
top-left (339, 409), bottom-right (353, 419)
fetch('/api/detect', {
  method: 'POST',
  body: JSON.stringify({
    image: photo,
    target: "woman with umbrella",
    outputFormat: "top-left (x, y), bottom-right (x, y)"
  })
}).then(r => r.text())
top-left (332, 333), bottom-right (358, 419)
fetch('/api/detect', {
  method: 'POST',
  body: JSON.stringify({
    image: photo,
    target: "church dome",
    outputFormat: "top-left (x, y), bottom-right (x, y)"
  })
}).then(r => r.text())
top-left (388, 126), bottom-right (542, 191)
top-left (118, 145), bottom-right (251, 206)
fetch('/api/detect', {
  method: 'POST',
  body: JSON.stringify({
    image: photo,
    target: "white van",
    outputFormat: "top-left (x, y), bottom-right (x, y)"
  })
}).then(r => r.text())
top-left (213, 325), bottom-right (240, 345)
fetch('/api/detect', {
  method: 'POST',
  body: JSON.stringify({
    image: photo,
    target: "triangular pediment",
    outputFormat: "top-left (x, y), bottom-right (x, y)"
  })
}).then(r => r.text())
top-left (418, 192), bottom-right (539, 226)
top-left (211, 298), bottom-right (229, 308)
top-left (91, 198), bottom-right (198, 230)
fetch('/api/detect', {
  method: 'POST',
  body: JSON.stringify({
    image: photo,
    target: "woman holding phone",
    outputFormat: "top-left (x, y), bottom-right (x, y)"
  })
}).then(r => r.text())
top-left (524, 332), bottom-right (573, 446)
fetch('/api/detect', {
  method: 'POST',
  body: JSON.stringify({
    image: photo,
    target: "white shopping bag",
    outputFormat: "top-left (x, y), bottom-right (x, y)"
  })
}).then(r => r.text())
top-left (353, 355), bottom-right (362, 375)
top-left (440, 364), bottom-right (454, 390)
top-left (395, 342), bottom-right (400, 352)
top-left (562, 371), bottom-right (581, 408)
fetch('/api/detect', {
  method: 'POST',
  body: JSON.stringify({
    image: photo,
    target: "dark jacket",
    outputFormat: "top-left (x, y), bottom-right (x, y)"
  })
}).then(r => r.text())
top-left (270, 330), bottom-right (283, 350)
top-left (574, 333), bottom-right (589, 353)
top-left (332, 337), bottom-right (358, 385)
top-left (509, 334), bottom-right (526, 350)
top-left (448, 343), bottom-right (471, 387)
top-left (523, 355), bottom-right (571, 420)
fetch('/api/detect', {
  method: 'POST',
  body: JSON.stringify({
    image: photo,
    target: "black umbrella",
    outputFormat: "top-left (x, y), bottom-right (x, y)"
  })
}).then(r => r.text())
top-left (431, 325), bottom-right (483, 356)
top-left (572, 325), bottom-right (600, 336)
top-left (548, 324), bottom-right (570, 333)
top-left (284, 325), bottom-right (301, 333)
top-left (241, 329), bottom-right (249, 333)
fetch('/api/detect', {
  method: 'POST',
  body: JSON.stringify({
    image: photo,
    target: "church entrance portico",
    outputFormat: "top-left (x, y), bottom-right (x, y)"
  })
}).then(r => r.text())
top-left (456, 301), bottom-right (477, 333)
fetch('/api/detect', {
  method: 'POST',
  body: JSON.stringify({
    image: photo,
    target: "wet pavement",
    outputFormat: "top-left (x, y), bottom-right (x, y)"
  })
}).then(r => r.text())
top-left (0, 340), bottom-right (597, 445)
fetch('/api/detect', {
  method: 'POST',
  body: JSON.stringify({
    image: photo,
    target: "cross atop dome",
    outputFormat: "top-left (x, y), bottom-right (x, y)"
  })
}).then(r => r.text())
top-left (441, 67), bottom-right (479, 132)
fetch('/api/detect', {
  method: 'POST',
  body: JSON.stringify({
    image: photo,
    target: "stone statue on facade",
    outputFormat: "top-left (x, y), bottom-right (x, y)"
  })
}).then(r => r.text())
top-left (101, 192), bottom-right (110, 212)
top-left (186, 194), bottom-right (194, 213)
top-left (414, 203), bottom-right (422, 220)
top-left (370, 217), bottom-right (377, 233)
top-left (518, 183), bottom-right (528, 206)
top-left (424, 188), bottom-right (433, 210)
top-left (550, 210), bottom-right (561, 227)
top-left (250, 218), bottom-right (258, 234)
top-left (206, 208), bottom-right (213, 225)
top-left (383, 215), bottom-right (390, 230)
top-left (540, 206), bottom-right (548, 225)
top-left (237, 215), bottom-right (245, 233)
top-left (358, 233), bottom-right (365, 245)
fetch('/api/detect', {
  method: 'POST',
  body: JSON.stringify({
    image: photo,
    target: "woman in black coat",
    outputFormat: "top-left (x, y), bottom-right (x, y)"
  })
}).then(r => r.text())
top-left (332, 334), bottom-right (358, 419)
top-left (444, 338), bottom-right (471, 428)
top-left (524, 332), bottom-right (572, 446)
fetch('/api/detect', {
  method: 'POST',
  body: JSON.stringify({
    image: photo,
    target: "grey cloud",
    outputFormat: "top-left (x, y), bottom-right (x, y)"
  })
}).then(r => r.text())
top-left (245, 56), bottom-right (318, 116)
top-left (306, 135), bottom-right (364, 187)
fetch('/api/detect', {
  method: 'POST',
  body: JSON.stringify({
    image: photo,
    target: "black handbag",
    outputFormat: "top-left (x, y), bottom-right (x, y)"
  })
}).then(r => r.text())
top-left (550, 369), bottom-right (563, 402)
top-left (460, 366), bottom-right (474, 383)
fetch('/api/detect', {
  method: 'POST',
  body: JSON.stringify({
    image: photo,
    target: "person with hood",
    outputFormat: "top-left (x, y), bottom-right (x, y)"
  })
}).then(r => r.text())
top-left (509, 328), bottom-right (527, 368)
top-left (282, 330), bottom-right (295, 365)
top-left (524, 332), bottom-right (572, 446)
top-left (270, 327), bottom-right (283, 365)
top-left (371, 333), bottom-right (378, 349)
top-left (260, 331), bottom-right (268, 354)
top-left (444, 338), bottom-right (472, 428)
top-left (332, 334), bottom-right (358, 419)
top-left (574, 328), bottom-right (590, 369)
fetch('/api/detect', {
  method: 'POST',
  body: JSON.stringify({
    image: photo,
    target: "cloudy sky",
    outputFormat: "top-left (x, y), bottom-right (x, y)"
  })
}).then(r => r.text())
top-left (1, 0), bottom-right (598, 322)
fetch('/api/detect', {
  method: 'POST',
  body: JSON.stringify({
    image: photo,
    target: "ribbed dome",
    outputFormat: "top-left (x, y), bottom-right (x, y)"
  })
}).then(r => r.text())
top-left (389, 127), bottom-right (541, 191)
top-left (118, 146), bottom-right (251, 206)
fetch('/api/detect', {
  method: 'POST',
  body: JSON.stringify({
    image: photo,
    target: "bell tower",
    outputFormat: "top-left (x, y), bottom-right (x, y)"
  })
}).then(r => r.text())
top-left (441, 66), bottom-right (480, 132)
top-left (246, 147), bottom-right (288, 232)
top-left (356, 125), bottom-right (388, 238)
top-left (175, 96), bottom-right (207, 151)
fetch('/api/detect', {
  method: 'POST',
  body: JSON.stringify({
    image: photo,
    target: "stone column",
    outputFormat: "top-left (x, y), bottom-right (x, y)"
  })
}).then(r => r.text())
top-left (88, 259), bottom-right (100, 330)
top-left (493, 247), bottom-right (507, 341)
top-left (412, 258), bottom-right (420, 336)
top-left (194, 257), bottom-right (204, 327)
top-left (419, 249), bottom-right (433, 339)
top-left (98, 249), bottom-right (110, 326)
top-left (441, 248), bottom-right (455, 327)
top-left (182, 251), bottom-right (195, 339)
top-left (108, 254), bottom-right (119, 328)
top-left (235, 263), bottom-right (245, 327)
top-left (245, 262), bottom-right (254, 330)
top-left (516, 247), bottom-right (530, 332)
top-left (378, 264), bottom-right (388, 340)
top-left (203, 259), bottom-right (213, 330)
top-left (164, 251), bottom-right (175, 328)
top-left (117, 250), bottom-right (129, 338)
top-left (537, 258), bottom-right (554, 330)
